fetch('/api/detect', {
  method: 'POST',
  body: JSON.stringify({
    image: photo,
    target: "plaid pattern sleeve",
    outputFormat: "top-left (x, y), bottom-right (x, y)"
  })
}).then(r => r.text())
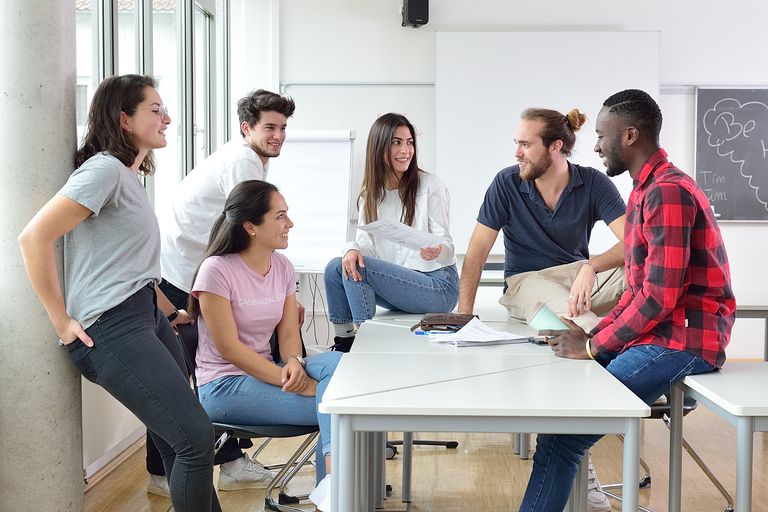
top-left (590, 150), bottom-right (735, 367)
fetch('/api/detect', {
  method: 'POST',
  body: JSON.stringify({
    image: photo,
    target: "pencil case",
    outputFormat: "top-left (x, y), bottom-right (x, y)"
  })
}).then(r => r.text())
top-left (410, 312), bottom-right (479, 332)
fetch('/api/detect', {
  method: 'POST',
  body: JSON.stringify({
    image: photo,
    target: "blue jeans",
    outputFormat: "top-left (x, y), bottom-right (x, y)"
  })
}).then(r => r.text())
top-left (324, 256), bottom-right (459, 324)
top-left (198, 351), bottom-right (342, 482)
top-left (65, 285), bottom-right (220, 512)
top-left (518, 344), bottom-right (717, 512)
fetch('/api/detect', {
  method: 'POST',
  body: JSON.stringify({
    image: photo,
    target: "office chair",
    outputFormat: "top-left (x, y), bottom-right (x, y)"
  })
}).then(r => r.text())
top-left (601, 393), bottom-right (734, 512)
top-left (176, 323), bottom-right (320, 512)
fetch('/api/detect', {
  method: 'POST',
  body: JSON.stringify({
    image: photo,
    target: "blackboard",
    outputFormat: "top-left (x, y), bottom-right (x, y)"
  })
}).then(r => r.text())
top-left (695, 88), bottom-right (768, 221)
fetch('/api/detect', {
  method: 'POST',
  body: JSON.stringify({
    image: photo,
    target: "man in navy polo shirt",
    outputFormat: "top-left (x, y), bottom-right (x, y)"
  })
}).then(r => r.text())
top-left (457, 107), bottom-right (626, 512)
top-left (458, 107), bottom-right (626, 331)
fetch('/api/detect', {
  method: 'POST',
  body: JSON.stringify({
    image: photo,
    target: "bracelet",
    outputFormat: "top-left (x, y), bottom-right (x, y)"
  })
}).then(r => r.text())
top-left (583, 260), bottom-right (599, 274)
top-left (167, 309), bottom-right (179, 322)
top-left (585, 337), bottom-right (595, 360)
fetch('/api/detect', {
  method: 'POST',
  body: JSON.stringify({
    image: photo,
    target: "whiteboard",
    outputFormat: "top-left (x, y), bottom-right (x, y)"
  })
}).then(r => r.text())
top-left (268, 130), bottom-right (353, 272)
top-left (436, 31), bottom-right (660, 256)
top-left (279, 84), bottom-right (436, 221)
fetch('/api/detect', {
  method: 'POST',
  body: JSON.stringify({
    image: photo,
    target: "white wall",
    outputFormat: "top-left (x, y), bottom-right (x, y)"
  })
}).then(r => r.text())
top-left (276, 0), bottom-right (768, 358)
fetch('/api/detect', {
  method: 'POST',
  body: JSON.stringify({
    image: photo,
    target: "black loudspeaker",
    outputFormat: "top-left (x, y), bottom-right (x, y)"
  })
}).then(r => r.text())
top-left (402, 0), bottom-right (428, 27)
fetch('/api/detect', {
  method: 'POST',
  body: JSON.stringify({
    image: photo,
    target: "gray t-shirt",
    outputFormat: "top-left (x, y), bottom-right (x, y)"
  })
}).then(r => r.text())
top-left (58, 153), bottom-right (161, 329)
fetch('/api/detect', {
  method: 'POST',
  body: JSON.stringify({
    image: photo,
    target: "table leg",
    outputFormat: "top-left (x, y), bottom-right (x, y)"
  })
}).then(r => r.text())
top-left (736, 416), bottom-right (754, 510)
top-left (402, 431), bottom-right (413, 503)
top-left (763, 318), bottom-right (768, 362)
top-left (357, 432), bottom-right (369, 511)
top-left (338, 415), bottom-right (355, 512)
top-left (668, 386), bottom-right (683, 512)
top-left (519, 432), bottom-right (530, 459)
top-left (374, 432), bottom-right (385, 508)
top-left (332, 414), bottom-right (340, 512)
top-left (367, 432), bottom-right (377, 511)
top-left (621, 418), bottom-right (640, 512)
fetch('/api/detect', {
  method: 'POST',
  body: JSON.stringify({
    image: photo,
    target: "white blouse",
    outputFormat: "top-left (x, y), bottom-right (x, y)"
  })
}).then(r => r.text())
top-left (343, 172), bottom-right (457, 272)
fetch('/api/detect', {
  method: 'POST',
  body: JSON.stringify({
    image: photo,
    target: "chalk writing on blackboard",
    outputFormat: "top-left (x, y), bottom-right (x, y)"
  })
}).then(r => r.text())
top-left (698, 95), bottom-right (768, 218)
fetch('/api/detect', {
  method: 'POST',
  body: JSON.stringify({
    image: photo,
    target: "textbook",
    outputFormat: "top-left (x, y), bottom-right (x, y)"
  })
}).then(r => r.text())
top-left (426, 317), bottom-right (535, 347)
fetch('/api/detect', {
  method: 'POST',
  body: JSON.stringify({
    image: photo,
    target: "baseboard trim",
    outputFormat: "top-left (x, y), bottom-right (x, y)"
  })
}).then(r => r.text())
top-left (84, 431), bottom-right (146, 490)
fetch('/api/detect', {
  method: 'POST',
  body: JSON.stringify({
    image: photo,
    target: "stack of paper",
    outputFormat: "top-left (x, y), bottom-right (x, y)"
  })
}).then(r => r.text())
top-left (427, 317), bottom-right (532, 347)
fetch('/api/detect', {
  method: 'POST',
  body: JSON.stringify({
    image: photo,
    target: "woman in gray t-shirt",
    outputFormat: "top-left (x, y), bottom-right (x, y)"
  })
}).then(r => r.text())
top-left (18, 75), bottom-right (220, 512)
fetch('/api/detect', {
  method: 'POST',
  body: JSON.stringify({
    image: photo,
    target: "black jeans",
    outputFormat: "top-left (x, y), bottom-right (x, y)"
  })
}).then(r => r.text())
top-left (144, 279), bottom-right (249, 476)
top-left (65, 284), bottom-right (220, 511)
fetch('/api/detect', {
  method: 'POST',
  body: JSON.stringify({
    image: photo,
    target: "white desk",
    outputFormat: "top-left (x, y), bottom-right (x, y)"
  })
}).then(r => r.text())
top-left (360, 315), bottom-right (544, 461)
top-left (734, 306), bottom-right (768, 360)
top-left (668, 362), bottom-right (768, 512)
top-left (321, 352), bottom-right (650, 512)
top-left (358, 319), bottom-right (543, 356)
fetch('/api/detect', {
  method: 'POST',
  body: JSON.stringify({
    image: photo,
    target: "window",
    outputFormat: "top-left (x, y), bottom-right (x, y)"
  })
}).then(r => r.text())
top-left (151, 0), bottom-right (181, 210)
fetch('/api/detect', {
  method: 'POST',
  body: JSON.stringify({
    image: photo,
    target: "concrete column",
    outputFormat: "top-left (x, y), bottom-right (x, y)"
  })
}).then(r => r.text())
top-left (0, 2), bottom-right (82, 511)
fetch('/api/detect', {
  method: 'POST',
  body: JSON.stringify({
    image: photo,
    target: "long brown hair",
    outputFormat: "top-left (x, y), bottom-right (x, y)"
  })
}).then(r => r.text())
top-left (75, 74), bottom-right (158, 175)
top-left (359, 113), bottom-right (422, 226)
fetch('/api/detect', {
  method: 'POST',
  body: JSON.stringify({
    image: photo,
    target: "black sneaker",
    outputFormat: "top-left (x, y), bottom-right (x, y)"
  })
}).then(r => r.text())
top-left (330, 336), bottom-right (355, 353)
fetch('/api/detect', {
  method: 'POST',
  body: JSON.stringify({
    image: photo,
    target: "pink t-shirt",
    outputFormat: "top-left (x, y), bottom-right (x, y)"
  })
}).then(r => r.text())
top-left (192, 251), bottom-right (296, 386)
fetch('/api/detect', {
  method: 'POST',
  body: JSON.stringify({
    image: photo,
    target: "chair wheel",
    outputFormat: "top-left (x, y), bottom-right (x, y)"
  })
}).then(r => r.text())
top-left (386, 442), bottom-right (398, 459)
top-left (445, 441), bottom-right (459, 449)
top-left (278, 492), bottom-right (300, 505)
top-left (724, 507), bottom-right (734, 512)
top-left (639, 475), bottom-right (651, 488)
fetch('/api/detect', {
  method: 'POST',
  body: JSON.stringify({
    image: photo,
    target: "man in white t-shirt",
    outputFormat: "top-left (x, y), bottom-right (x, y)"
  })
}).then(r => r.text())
top-left (159, 89), bottom-right (295, 298)
top-left (148, 90), bottom-right (297, 495)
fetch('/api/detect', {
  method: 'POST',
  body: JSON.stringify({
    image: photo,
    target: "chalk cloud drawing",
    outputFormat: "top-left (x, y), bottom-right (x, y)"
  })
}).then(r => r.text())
top-left (702, 98), bottom-right (768, 212)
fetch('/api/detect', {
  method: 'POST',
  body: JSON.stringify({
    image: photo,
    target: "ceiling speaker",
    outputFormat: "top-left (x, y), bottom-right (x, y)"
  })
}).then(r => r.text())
top-left (402, 0), bottom-right (428, 28)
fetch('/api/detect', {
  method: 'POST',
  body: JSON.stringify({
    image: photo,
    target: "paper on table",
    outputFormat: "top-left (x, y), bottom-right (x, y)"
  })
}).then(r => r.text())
top-left (358, 219), bottom-right (446, 251)
top-left (427, 317), bottom-right (532, 346)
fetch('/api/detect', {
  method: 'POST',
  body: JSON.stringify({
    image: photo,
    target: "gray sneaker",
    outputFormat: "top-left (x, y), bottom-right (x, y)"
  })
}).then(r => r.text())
top-left (146, 474), bottom-right (170, 497)
top-left (217, 453), bottom-right (277, 491)
top-left (587, 460), bottom-right (612, 512)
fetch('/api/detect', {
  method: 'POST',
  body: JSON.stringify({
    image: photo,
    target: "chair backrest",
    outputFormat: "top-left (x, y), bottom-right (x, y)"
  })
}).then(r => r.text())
top-left (176, 323), bottom-right (200, 391)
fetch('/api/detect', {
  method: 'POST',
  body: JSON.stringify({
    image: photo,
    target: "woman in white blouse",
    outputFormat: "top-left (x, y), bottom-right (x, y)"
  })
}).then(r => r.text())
top-left (323, 113), bottom-right (458, 351)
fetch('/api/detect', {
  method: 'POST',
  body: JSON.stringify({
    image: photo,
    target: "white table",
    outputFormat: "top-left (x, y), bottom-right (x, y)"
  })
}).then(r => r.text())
top-left (668, 362), bottom-right (768, 512)
top-left (358, 318), bottom-right (544, 356)
top-left (734, 306), bottom-right (768, 360)
top-left (321, 352), bottom-right (650, 512)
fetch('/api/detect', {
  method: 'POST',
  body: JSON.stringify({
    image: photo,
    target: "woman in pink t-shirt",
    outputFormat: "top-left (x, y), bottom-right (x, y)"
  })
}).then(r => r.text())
top-left (189, 180), bottom-right (340, 511)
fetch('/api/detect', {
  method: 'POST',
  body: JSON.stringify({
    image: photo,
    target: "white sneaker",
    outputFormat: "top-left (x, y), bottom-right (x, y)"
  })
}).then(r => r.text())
top-left (309, 474), bottom-right (331, 512)
top-left (217, 453), bottom-right (276, 491)
top-left (587, 460), bottom-right (612, 512)
top-left (146, 474), bottom-right (170, 497)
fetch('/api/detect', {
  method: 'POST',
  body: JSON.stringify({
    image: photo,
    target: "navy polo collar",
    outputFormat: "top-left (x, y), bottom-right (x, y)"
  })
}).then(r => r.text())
top-left (517, 160), bottom-right (585, 200)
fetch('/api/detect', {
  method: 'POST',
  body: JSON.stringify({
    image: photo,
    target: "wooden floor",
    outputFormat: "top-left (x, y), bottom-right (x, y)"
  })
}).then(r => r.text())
top-left (85, 404), bottom-right (768, 512)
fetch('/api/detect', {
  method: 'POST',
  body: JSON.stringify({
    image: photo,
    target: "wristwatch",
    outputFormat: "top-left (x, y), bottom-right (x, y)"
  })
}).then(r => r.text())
top-left (288, 354), bottom-right (306, 367)
top-left (167, 309), bottom-right (179, 322)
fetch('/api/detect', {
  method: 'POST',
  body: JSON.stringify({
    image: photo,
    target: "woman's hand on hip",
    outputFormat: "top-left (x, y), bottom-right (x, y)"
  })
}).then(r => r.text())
top-left (57, 317), bottom-right (94, 347)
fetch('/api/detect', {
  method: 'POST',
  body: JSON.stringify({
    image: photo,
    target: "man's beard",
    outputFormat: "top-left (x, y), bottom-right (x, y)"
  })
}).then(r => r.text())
top-left (519, 153), bottom-right (552, 182)
top-left (606, 166), bottom-right (628, 177)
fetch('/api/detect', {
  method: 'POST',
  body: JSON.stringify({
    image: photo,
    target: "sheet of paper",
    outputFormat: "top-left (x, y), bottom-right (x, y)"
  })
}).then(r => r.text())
top-left (427, 317), bottom-right (532, 345)
top-left (358, 219), bottom-right (446, 251)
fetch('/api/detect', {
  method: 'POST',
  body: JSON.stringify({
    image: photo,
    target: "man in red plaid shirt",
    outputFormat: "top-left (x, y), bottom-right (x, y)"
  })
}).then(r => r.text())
top-left (519, 89), bottom-right (736, 511)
